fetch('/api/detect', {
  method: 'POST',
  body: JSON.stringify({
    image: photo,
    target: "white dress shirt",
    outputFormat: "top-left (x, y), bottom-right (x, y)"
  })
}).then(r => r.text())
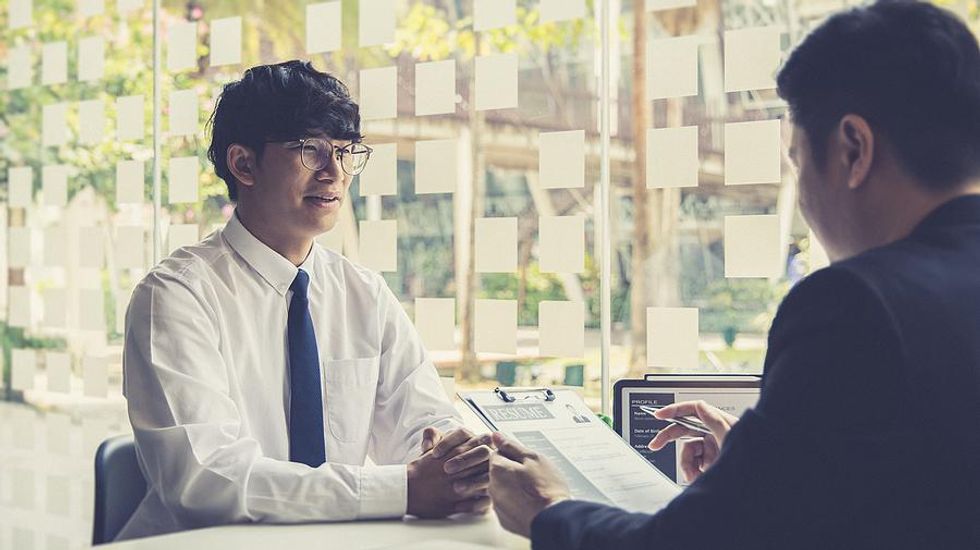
top-left (117, 212), bottom-right (461, 541)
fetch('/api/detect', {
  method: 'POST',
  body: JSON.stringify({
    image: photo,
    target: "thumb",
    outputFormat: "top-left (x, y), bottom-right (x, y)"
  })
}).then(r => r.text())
top-left (421, 427), bottom-right (440, 453)
top-left (491, 432), bottom-right (530, 463)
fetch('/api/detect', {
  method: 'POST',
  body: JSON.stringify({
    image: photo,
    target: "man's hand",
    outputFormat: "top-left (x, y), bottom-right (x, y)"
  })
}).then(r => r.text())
top-left (407, 427), bottom-right (494, 519)
top-left (647, 400), bottom-right (740, 483)
top-left (488, 432), bottom-right (571, 538)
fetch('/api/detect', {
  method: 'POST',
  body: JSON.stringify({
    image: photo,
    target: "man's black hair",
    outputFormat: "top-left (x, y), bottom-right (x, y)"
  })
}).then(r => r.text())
top-left (776, 0), bottom-right (980, 189)
top-left (207, 60), bottom-right (363, 200)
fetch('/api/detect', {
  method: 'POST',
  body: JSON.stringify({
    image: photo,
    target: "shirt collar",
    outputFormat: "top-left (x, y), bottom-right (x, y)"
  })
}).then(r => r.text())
top-left (222, 210), bottom-right (317, 297)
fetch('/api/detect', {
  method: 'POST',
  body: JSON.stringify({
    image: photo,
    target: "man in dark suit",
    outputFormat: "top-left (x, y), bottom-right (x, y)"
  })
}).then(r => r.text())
top-left (488, 1), bottom-right (980, 548)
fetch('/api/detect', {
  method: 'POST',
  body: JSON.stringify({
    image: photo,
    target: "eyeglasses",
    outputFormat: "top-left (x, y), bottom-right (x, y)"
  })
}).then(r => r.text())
top-left (271, 137), bottom-right (373, 176)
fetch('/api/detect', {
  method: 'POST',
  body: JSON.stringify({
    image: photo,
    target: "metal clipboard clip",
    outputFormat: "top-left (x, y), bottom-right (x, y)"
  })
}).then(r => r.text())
top-left (493, 387), bottom-right (556, 403)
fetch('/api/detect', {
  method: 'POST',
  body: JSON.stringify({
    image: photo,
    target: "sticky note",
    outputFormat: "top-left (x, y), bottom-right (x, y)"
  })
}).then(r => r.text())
top-left (42, 102), bottom-right (68, 147)
top-left (648, 36), bottom-right (699, 100)
top-left (209, 16), bottom-right (242, 67)
top-left (42, 41), bottom-right (68, 85)
top-left (475, 217), bottom-right (517, 273)
top-left (540, 0), bottom-right (585, 22)
top-left (475, 299), bottom-right (517, 354)
top-left (647, 0), bottom-right (695, 10)
top-left (12, 348), bottom-right (37, 391)
top-left (43, 225), bottom-right (67, 267)
top-left (117, 0), bottom-right (143, 14)
top-left (8, 286), bottom-right (32, 327)
top-left (415, 60), bottom-right (456, 116)
top-left (724, 215), bottom-right (782, 278)
top-left (725, 119), bottom-right (781, 185)
top-left (8, 166), bottom-right (33, 207)
top-left (78, 36), bottom-right (105, 82)
top-left (12, 469), bottom-right (35, 509)
top-left (79, 226), bottom-right (105, 269)
top-left (11, 407), bottom-right (37, 450)
top-left (306, 2), bottom-right (341, 54)
top-left (168, 156), bottom-right (199, 203)
top-left (44, 289), bottom-right (68, 328)
top-left (116, 95), bottom-right (145, 141)
top-left (168, 223), bottom-right (199, 254)
top-left (79, 0), bottom-right (104, 17)
top-left (46, 411), bottom-right (72, 453)
top-left (358, 220), bottom-right (397, 272)
top-left (41, 165), bottom-right (69, 206)
top-left (539, 215), bottom-right (584, 273)
top-left (46, 352), bottom-right (72, 394)
top-left (77, 289), bottom-right (106, 331)
top-left (538, 300), bottom-right (584, 357)
top-left (647, 126), bottom-right (699, 188)
top-left (167, 21), bottom-right (197, 72)
top-left (8, 227), bottom-right (33, 268)
top-left (809, 229), bottom-right (830, 272)
top-left (46, 474), bottom-right (71, 516)
top-left (647, 307), bottom-right (699, 369)
top-left (78, 98), bottom-right (106, 145)
top-left (116, 160), bottom-right (144, 204)
top-left (81, 416), bottom-right (109, 457)
top-left (169, 89), bottom-right (199, 137)
top-left (83, 355), bottom-right (108, 398)
top-left (7, 45), bottom-right (33, 89)
top-left (9, 0), bottom-right (33, 29)
top-left (724, 27), bottom-right (781, 93)
top-left (359, 0), bottom-right (395, 47)
top-left (116, 284), bottom-right (135, 334)
top-left (357, 143), bottom-right (397, 196)
top-left (414, 298), bottom-right (455, 351)
top-left (415, 139), bottom-right (457, 194)
top-left (539, 130), bottom-right (584, 189)
top-left (115, 226), bottom-right (145, 269)
top-left (359, 66), bottom-right (397, 120)
top-left (475, 53), bottom-right (518, 111)
top-left (474, 0), bottom-right (515, 31)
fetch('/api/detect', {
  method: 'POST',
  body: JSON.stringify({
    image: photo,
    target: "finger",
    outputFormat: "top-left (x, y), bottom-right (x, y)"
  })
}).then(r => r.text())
top-left (491, 432), bottom-right (532, 463)
top-left (420, 427), bottom-right (441, 454)
top-left (653, 400), bottom-right (733, 436)
top-left (453, 473), bottom-right (490, 498)
top-left (454, 496), bottom-right (492, 515)
top-left (679, 438), bottom-right (705, 483)
top-left (445, 444), bottom-right (493, 475)
top-left (648, 423), bottom-right (702, 451)
top-left (432, 427), bottom-right (475, 458)
top-left (441, 432), bottom-right (494, 461)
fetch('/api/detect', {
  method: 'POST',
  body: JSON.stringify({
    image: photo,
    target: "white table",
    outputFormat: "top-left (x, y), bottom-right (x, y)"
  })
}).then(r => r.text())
top-left (105, 513), bottom-right (530, 549)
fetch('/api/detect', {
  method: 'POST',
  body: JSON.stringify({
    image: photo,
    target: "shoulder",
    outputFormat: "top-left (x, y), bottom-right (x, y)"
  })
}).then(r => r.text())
top-left (133, 231), bottom-right (232, 309)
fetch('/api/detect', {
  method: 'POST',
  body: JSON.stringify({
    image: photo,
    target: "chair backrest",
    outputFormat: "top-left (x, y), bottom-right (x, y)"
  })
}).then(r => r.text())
top-left (93, 434), bottom-right (147, 545)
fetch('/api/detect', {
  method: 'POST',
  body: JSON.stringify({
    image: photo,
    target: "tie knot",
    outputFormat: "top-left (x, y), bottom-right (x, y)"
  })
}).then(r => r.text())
top-left (290, 269), bottom-right (310, 297)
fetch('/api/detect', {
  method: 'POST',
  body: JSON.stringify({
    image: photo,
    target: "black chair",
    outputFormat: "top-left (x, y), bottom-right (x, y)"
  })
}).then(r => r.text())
top-left (93, 434), bottom-right (147, 545)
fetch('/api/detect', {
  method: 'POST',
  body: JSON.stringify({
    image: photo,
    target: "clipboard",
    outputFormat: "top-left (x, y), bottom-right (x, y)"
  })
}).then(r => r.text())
top-left (459, 387), bottom-right (681, 513)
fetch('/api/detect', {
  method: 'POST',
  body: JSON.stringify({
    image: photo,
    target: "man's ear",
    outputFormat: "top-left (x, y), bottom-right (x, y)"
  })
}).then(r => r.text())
top-left (836, 114), bottom-right (874, 190)
top-left (227, 144), bottom-right (258, 189)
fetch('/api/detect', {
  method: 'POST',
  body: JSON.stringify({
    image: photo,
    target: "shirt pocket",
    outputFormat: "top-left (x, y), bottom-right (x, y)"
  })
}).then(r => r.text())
top-left (323, 357), bottom-right (380, 442)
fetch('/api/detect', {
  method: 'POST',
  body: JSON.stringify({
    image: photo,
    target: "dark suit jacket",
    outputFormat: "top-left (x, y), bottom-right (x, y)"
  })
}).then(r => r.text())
top-left (532, 195), bottom-right (980, 550)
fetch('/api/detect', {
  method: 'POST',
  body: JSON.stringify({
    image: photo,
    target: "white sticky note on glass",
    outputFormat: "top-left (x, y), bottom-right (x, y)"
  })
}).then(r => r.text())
top-left (116, 94), bottom-right (145, 141)
top-left (115, 227), bottom-right (145, 269)
top-left (168, 223), bottom-right (199, 255)
top-left (724, 119), bottom-right (781, 185)
top-left (79, 226), bottom-right (105, 268)
top-left (539, 300), bottom-right (584, 357)
top-left (9, 0), bottom-right (34, 29)
top-left (116, 284), bottom-right (134, 334)
top-left (648, 0), bottom-right (696, 10)
top-left (116, 160), bottom-right (144, 204)
top-left (359, 0), bottom-right (395, 47)
top-left (44, 289), bottom-right (68, 328)
top-left (8, 286), bottom-right (32, 327)
top-left (79, 0), bottom-right (104, 17)
top-left (475, 217), bottom-right (517, 273)
top-left (167, 21), bottom-right (197, 72)
top-left (168, 156), bottom-right (199, 204)
top-left (307, 2), bottom-right (341, 54)
top-left (358, 143), bottom-right (397, 196)
top-left (46, 411), bottom-right (72, 453)
top-left (415, 298), bottom-right (455, 351)
top-left (12, 348), bottom-right (37, 391)
top-left (539, 215), bottom-right (584, 274)
top-left (79, 288), bottom-right (106, 332)
top-left (359, 219), bottom-right (397, 272)
top-left (415, 139), bottom-right (457, 194)
top-left (648, 36), bottom-right (699, 100)
top-left (7, 44), bottom-right (33, 89)
top-left (475, 0), bottom-right (515, 31)
top-left (43, 102), bottom-right (68, 147)
top-left (415, 59), bottom-right (456, 116)
top-left (724, 214), bottom-right (782, 278)
top-left (647, 307), bottom-right (699, 369)
top-left (539, 130), bottom-right (584, 189)
top-left (647, 126), bottom-right (699, 189)
top-left (475, 53), bottom-right (518, 111)
top-left (209, 16), bottom-right (242, 66)
top-left (475, 299), bottom-right (517, 354)
top-left (8, 227), bottom-right (33, 268)
top-left (359, 66), bottom-right (397, 120)
top-left (43, 225), bottom-right (68, 266)
top-left (42, 165), bottom-right (68, 206)
top-left (540, 0), bottom-right (585, 22)
top-left (78, 36), bottom-right (105, 82)
top-left (9, 166), bottom-right (33, 207)
top-left (46, 474), bottom-right (71, 516)
top-left (724, 27), bottom-right (781, 93)
top-left (42, 41), bottom-right (68, 85)
top-left (169, 89), bottom-right (199, 137)
top-left (78, 99), bottom-right (105, 145)
top-left (82, 356), bottom-right (108, 398)
top-left (12, 469), bottom-right (36, 509)
top-left (809, 229), bottom-right (830, 272)
top-left (46, 352), bottom-right (72, 393)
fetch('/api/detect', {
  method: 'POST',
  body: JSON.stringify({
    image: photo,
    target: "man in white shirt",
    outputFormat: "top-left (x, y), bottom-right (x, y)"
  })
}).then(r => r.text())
top-left (119, 60), bottom-right (492, 540)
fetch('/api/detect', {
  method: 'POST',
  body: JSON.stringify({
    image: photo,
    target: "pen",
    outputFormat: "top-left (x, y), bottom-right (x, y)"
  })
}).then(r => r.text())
top-left (637, 405), bottom-right (713, 436)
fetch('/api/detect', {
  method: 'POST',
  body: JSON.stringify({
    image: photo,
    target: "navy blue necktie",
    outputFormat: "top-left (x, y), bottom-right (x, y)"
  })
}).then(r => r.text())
top-left (287, 269), bottom-right (326, 467)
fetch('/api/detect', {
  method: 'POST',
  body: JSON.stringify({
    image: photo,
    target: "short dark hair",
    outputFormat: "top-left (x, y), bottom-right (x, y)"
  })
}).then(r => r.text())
top-left (776, 0), bottom-right (980, 189)
top-left (207, 60), bottom-right (363, 200)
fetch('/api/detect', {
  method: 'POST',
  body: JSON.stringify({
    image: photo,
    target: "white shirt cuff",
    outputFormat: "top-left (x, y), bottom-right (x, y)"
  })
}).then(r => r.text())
top-left (357, 464), bottom-right (408, 519)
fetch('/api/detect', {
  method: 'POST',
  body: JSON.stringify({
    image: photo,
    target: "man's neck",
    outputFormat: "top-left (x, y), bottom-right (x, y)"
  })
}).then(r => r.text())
top-left (234, 205), bottom-right (312, 267)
